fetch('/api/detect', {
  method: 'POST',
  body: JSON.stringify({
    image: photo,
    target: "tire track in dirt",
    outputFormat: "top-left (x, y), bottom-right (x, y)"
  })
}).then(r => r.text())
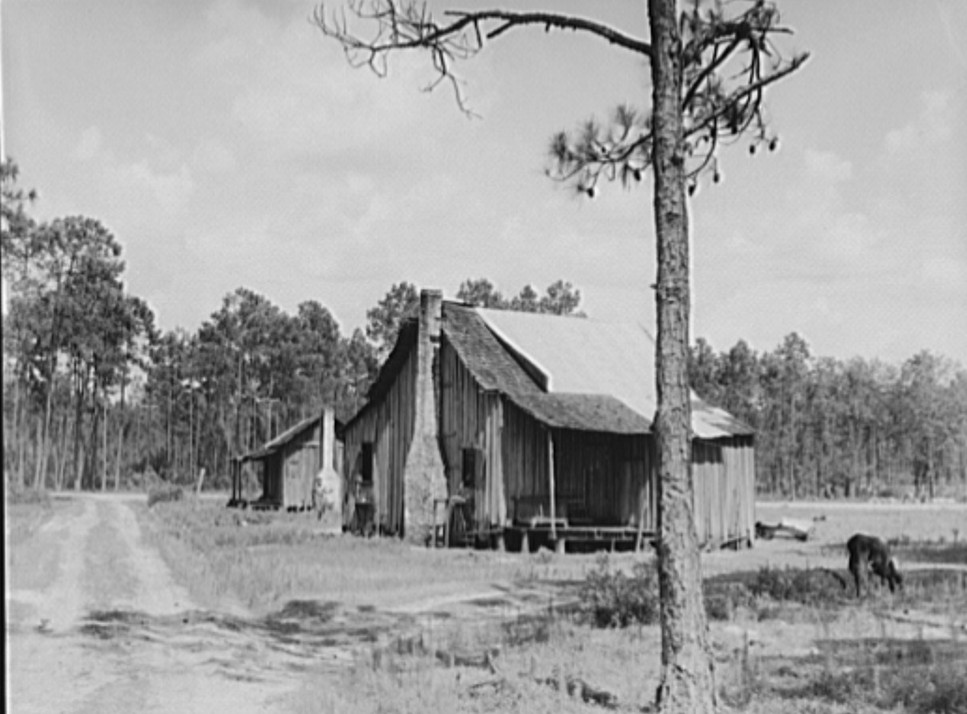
top-left (8, 497), bottom-right (98, 632)
top-left (7, 495), bottom-right (301, 714)
top-left (8, 497), bottom-right (109, 714)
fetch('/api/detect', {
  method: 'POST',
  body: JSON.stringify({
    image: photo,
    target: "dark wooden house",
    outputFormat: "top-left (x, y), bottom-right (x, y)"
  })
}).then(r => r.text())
top-left (232, 408), bottom-right (343, 511)
top-left (341, 290), bottom-right (755, 549)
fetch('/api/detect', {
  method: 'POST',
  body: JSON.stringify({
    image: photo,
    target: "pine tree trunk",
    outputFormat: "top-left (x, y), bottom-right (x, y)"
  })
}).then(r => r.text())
top-left (73, 363), bottom-right (87, 491)
top-left (114, 376), bottom-right (126, 491)
top-left (35, 378), bottom-right (55, 490)
top-left (14, 373), bottom-right (25, 489)
top-left (87, 398), bottom-right (100, 491)
top-left (648, 0), bottom-right (716, 711)
top-left (55, 409), bottom-right (70, 491)
top-left (101, 388), bottom-right (108, 492)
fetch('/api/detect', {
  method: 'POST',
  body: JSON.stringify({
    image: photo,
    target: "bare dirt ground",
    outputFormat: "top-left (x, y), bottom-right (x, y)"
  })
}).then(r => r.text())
top-left (6, 493), bottom-right (298, 714)
top-left (6, 494), bottom-right (966, 713)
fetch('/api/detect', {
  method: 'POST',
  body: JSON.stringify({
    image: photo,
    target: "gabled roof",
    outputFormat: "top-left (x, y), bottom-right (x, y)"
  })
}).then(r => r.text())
top-left (511, 392), bottom-right (652, 434)
top-left (442, 303), bottom-right (544, 397)
top-left (443, 302), bottom-right (651, 433)
top-left (241, 411), bottom-right (342, 463)
top-left (348, 299), bottom-right (752, 439)
top-left (462, 304), bottom-right (752, 439)
top-left (477, 307), bottom-right (656, 411)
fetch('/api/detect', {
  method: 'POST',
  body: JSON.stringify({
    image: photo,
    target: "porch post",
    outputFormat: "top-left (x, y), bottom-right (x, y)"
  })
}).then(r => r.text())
top-left (548, 428), bottom-right (557, 542)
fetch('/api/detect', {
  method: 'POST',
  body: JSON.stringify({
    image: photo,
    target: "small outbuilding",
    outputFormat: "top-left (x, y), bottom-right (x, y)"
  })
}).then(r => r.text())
top-left (231, 408), bottom-right (343, 511)
top-left (341, 290), bottom-right (755, 550)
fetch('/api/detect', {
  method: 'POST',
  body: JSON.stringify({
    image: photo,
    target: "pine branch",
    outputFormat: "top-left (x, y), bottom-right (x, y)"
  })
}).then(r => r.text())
top-left (313, 1), bottom-right (651, 115)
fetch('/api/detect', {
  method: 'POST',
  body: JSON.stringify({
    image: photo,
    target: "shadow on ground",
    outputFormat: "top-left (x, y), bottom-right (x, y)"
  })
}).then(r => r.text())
top-left (70, 580), bottom-right (586, 684)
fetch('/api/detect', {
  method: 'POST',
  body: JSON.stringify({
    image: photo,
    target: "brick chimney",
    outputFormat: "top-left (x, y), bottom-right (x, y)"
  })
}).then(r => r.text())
top-left (317, 407), bottom-right (342, 532)
top-left (402, 289), bottom-right (447, 544)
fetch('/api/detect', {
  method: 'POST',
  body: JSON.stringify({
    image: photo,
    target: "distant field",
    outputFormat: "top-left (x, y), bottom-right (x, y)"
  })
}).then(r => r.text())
top-left (756, 500), bottom-right (967, 545)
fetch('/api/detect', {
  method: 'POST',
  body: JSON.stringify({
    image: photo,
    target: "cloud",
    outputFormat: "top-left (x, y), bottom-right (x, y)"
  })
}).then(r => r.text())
top-left (192, 139), bottom-right (237, 174)
top-left (70, 124), bottom-right (196, 219)
top-left (885, 90), bottom-right (954, 155)
top-left (62, 125), bottom-right (199, 303)
top-left (112, 161), bottom-right (195, 215)
top-left (781, 148), bottom-right (882, 266)
top-left (920, 254), bottom-right (966, 291)
top-left (822, 211), bottom-right (881, 260)
top-left (196, 0), bottom-right (485, 167)
top-left (73, 126), bottom-right (103, 161)
top-left (803, 148), bottom-right (852, 183)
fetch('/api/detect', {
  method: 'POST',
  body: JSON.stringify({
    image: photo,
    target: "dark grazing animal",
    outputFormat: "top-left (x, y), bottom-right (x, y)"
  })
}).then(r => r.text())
top-left (846, 533), bottom-right (903, 596)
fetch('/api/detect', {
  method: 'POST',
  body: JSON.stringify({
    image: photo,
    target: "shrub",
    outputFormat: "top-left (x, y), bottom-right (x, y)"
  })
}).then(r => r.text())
top-left (6, 487), bottom-right (51, 506)
top-left (750, 567), bottom-right (845, 606)
top-left (579, 555), bottom-right (658, 628)
top-left (802, 668), bottom-right (869, 704)
top-left (704, 582), bottom-right (753, 621)
top-left (887, 662), bottom-right (967, 714)
top-left (147, 485), bottom-right (184, 508)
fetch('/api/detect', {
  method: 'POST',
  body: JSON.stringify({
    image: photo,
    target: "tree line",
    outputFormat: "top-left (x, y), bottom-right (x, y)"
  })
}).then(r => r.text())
top-left (689, 333), bottom-right (967, 500)
top-left (4, 159), bottom-right (965, 498)
top-left (2, 161), bottom-right (585, 492)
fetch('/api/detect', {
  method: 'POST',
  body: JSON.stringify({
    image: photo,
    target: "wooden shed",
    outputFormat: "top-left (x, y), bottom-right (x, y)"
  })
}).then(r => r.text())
top-left (233, 408), bottom-right (343, 511)
top-left (341, 290), bottom-right (755, 549)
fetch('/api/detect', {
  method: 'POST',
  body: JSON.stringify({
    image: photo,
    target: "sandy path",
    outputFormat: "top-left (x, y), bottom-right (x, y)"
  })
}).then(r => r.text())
top-left (6, 494), bottom-right (296, 714)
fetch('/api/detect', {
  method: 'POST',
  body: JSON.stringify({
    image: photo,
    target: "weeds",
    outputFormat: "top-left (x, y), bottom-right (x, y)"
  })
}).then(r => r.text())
top-left (893, 663), bottom-right (967, 713)
top-left (719, 629), bottom-right (761, 708)
top-left (6, 487), bottom-right (52, 506)
top-left (704, 581), bottom-right (754, 621)
top-left (750, 566), bottom-right (847, 606)
top-left (142, 500), bottom-right (562, 613)
top-left (138, 501), bottom-right (967, 713)
top-left (147, 485), bottom-right (184, 508)
top-left (5, 493), bottom-right (54, 546)
top-left (579, 554), bottom-right (658, 627)
top-left (894, 541), bottom-right (967, 566)
top-left (785, 656), bottom-right (967, 713)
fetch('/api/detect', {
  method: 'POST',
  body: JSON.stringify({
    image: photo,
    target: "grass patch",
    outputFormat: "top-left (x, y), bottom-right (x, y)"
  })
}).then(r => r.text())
top-left (288, 617), bottom-right (658, 714)
top-left (6, 487), bottom-right (52, 506)
top-left (577, 555), bottom-right (766, 627)
top-left (579, 554), bottom-right (658, 627)
top-left (893, 540), bottom-right (967, 566)
top-left (147, 485), bottom-right (184, 507)
top-left (138, 502), bottom-right (967, 713)
top-left (5, 491), bottom-right (54, 546)
top-left (748, 566), bottom-right (849, 606)
top-left (778, 644), bottom-right (967, 713)
top-left (139, 500), bottom-right (572, 614)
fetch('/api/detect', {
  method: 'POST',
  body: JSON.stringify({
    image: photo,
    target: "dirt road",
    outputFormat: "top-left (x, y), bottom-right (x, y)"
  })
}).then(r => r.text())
top-left (8, 495), bottom-right (964, 713)
top-left (6, 494), bottom-right (570, 714)
top-left (6, 494), bottom-right (301, 714)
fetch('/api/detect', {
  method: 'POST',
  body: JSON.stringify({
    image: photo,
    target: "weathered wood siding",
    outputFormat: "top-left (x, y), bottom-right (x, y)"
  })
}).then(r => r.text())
top-left (259, 420), bottom-right (325, 510)
top-left (501, 401), bottom-right (550, 524)
top-left (262, 454), bottom-right (282, 505)
top-left (552, 431), bottom-right (652, 526)
top-left (280, 422), bottom-right (318, 509)
top-left (622, 436), bottom-right (656, 531)
top-left (341, 347), bottom-right (418, 534)
top-left (723, 435), bottom-right (756, 543)
top-left (439, 341), bottom-right (505, 528)
top-left (496, 403), bottom-right (656, 531)
top-left (691, 436), bottom-right (755, 546)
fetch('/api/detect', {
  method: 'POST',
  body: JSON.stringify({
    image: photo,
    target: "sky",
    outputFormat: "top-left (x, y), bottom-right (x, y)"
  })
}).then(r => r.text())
top-left (3, 0), bottom-right (965, 366)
